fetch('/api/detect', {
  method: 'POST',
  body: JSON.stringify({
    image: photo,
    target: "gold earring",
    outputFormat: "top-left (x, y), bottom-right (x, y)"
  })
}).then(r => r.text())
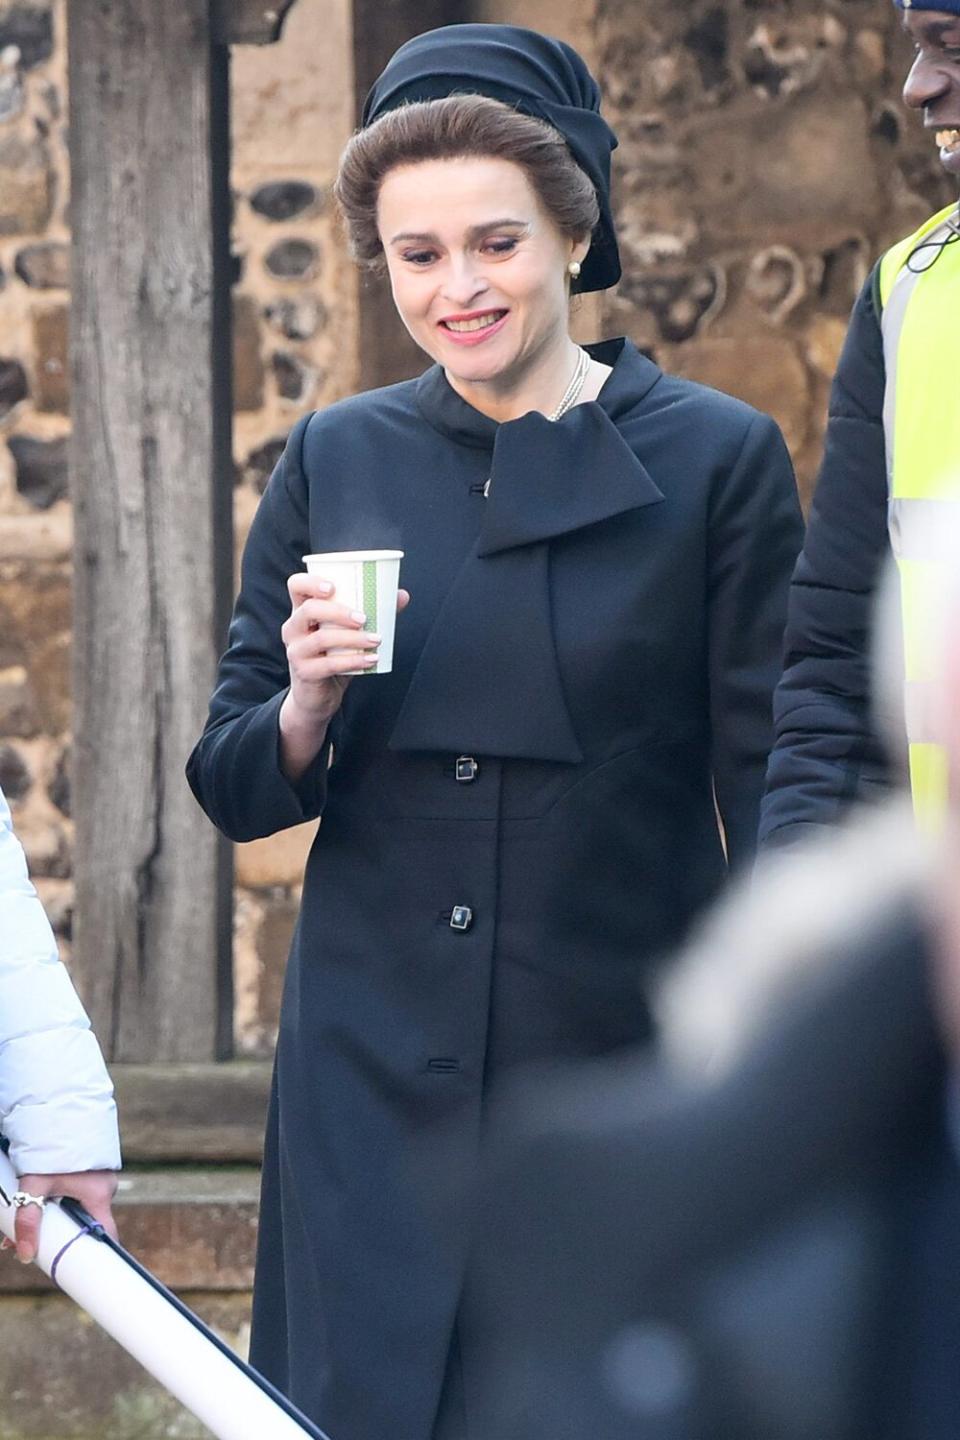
top-left (568, 259), bottom-right (582, 280)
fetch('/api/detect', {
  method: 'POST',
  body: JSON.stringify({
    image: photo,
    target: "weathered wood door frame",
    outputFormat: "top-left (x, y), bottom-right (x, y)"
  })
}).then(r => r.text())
top-left (68, 2), bottom-right (239, 1062)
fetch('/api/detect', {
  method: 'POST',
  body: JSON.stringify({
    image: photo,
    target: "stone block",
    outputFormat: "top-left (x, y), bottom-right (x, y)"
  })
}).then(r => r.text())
top-left (0, 1288), bottom-right (252, 1439)
top-left (0, 133), bottom-right (52, 236)
top-left (0, 50), bottom-right (24, 122)
top-left (0, 664), bottom-right (38, 736)
top-left (0, 565), bottom-right (71, 649)
top-left (47, 741), bottom-right (69, 814)
top-left (804, 314), bottom-right (848, 380)
top-left (270, 348), bottom-right (317, 404)
top-left (671, 335), bottom-right (811, 456)
top-left (249, 179), bottom-right (319, 221)
top-left (31, 303), bottom-right (68, 412)
top-left (689, 94), bottom-right (881, 244)
top-left (14, 241), bottom-right (69, 289)
top-left (0, 509), bottom-right (72, 562)
top-left (264, 294), bottom-right (328, 340)
top-left (235, 820), bottom-right (315, 889)
top-left (25, 629), bottom-right (71, 731)
top-left (0, 4), bottom-right (54, 70)
top-left (8, 435), bottom-right (68, 509)
top-left (15, 813), bottom-right (68, 877)
top-left (234, 889), bottom-right (295, 1059)
top-left (32, 875), bottom-right (72, 938)
top-left (0, 566), bottom-right (71, 666)
top-left (0, 358), bottom-right (28, 419)
top-left (232, 293), bottom-right (264, 412)
top-left (240, 435), bottom-right (286, 494)
top-left (0, 742), bottom-right (31, 800)
top-left (108, 1063), bottom-right (272, 1165)
top-left (264, 237), bottom-right (319, 280)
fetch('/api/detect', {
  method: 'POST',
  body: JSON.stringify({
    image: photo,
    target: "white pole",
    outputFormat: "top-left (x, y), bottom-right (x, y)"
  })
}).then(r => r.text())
top-left (0, 1150), bottom-right (329, 1440)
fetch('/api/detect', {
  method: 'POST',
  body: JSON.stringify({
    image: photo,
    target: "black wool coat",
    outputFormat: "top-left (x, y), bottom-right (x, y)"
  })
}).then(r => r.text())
top-left (186, 338), bottom-right (803, 1440)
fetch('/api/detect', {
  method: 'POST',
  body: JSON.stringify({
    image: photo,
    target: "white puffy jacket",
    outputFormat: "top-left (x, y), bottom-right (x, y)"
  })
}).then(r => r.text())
top-left (0, 784), bottom-right (120, 1175)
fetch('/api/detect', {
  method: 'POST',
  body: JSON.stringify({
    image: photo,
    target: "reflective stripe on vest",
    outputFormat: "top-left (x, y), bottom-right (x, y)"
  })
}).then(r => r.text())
top-left (879, 203), bottom-right (960, 830)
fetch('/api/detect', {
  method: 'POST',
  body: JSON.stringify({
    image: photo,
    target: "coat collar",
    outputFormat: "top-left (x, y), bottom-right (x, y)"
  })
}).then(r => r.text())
top-left (416, 339), bottom-right (664, 554)
top-left (390, 341), bottom-right (666, 762)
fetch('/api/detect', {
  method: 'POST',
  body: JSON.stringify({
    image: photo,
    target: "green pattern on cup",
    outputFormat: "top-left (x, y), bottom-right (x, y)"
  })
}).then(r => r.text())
top-left (362, 561), bottom-right (378, 639)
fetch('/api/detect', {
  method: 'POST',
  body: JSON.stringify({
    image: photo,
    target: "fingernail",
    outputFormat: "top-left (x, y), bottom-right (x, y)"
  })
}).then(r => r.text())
top-left (365, 633), bottom-right (381, 644)
top-left (17, 1252), bottom-right (31, 1265)
top-left (361, 655), bottom-right (378, 667)
top-left (350, 610), bottom-right (367, 624)
top-left (316, 582), bottom-right (333, 596)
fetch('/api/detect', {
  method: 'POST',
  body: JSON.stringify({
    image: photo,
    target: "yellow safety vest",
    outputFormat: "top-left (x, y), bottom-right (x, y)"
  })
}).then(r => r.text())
top-left (879, 202), bottom-right (960, 828)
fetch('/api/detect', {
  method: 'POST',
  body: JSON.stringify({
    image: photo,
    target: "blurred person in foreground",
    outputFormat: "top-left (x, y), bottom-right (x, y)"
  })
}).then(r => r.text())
top-left (467, 540), bottom-right (960, 1440)
top-left (0, 784), bottom-right (119, 1263)
top-left (760, 0), bottom-right (960, 844)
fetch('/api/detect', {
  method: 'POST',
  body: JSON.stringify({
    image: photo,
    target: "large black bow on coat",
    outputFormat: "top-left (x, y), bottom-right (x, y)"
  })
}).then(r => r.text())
top-left (389, 400), bottom-right (663, 763)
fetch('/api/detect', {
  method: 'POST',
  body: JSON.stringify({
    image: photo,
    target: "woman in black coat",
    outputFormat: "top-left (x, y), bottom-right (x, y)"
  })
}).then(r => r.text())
top-left (187, 25), bottom-right (803, 1440)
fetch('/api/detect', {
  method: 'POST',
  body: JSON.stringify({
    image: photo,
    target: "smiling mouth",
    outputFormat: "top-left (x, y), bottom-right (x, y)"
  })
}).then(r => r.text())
top-left (440, 311), bottom-right (507, 333)
top-left (936, 128), bottom-right (960, 154)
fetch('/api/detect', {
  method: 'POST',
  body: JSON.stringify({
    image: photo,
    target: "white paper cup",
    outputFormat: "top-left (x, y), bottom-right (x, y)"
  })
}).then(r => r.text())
top-left (302, 549), bottom-right (404, 675)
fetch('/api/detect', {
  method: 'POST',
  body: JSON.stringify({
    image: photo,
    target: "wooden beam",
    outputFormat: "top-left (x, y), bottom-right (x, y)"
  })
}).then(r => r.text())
top-left (67, 2), bottom-right (233, 1061)
top-left (212, 0), bottom-right (298, 45)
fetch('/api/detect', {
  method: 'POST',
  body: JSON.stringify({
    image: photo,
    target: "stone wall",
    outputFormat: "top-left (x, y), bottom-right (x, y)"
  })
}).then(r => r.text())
top-left (0, 0), bottom-right (356, 1056)
top-left (594, 0), bottom-right (954, 497)
top-left (0, 0), bottom-right (955, 1060)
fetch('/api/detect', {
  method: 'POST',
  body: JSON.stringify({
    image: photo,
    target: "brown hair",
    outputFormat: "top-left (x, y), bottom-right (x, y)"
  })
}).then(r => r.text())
top-left (334, 94), bottom-right (599, 270)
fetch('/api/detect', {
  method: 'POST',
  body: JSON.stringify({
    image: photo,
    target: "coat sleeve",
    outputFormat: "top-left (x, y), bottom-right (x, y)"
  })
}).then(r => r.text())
top-left (186, 413), bottom-right (336, 842)
top-left (759, 270), bottom-right (892, 849)
top-left (708, 411), bottom-right (805, 872)
top-left (0, 786), bottom-right (121, 1176)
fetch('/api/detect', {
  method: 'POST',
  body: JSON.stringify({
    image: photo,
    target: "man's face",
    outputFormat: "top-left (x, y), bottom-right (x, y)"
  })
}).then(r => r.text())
top-left (902, 8), bottom-right (960, 176)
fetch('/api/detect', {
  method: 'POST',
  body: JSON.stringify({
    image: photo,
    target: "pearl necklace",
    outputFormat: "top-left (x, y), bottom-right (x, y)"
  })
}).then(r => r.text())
top-left (548, 346), bottom-right (591, 422)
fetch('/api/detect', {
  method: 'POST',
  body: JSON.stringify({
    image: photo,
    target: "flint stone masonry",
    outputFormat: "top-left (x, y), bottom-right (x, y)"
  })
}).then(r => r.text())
top-left (271, 347), bottom-right (317, 403)
top-left (0, 358), bottom-right (27, 417)
top-left (8, 434), bottom-right (67, 508)
top-left (0, 132), bottom-right (52, 235)
top-left (264, 235), bottom-right (320, 278)
top-left (242, 435), bottom-right (287, 493)
top-left (0, 3), bottom-right (53, 69)
top-left (592, 0), bottom-right (953, 497)
top-left (0, 742), bottom-right (30, 800)
top-left (0, 665), bottom-right (38, 737)
top-left (47, 741), bottom-right (69, 813)
top-left (0, 51), bottom-right (24, 122)
top-left (264, 292), bottom-right (328, 340)
top-left (232, 292), bottom-right (265, 411)
top-left (249, 178), bottom-right (319, 221)
top-left (30, 301), bottom-right (67, 411)
top-left (14, 239), bottom-right (68, 287)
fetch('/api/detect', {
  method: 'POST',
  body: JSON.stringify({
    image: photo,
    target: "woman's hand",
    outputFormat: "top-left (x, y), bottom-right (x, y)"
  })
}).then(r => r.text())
top-left (278, 574), bottom-right (409, 782)
top-left (2, 1169), bottom-right (119, 1264)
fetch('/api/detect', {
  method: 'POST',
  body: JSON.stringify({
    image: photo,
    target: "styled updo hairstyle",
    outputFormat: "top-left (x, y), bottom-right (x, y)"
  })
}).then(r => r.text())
top-left (335, 94), bottom-right (600, 273)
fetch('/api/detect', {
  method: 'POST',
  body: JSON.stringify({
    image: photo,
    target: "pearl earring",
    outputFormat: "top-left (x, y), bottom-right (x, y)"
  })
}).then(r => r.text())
top-left (568, 260), bottom-right (582, 280)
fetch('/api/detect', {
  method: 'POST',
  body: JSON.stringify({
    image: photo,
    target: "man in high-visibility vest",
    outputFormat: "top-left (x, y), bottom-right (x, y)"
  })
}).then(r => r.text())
top-left (760, 0), bottom-right (960, 846)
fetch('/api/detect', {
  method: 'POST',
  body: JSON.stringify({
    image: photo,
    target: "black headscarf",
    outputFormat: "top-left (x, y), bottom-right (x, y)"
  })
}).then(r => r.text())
top-left (361, 23), bottom-right (621, 294)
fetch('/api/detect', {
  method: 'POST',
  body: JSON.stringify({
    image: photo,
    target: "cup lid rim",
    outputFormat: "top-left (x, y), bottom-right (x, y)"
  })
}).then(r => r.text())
top-left (302, 550), bottom-right (404, 564)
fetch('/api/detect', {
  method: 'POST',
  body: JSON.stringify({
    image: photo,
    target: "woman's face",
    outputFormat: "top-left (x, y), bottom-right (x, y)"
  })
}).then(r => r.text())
top-left (901, 8), bottom-right (960, 176)
top-left (377, 155), bottom-right (588, 393)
